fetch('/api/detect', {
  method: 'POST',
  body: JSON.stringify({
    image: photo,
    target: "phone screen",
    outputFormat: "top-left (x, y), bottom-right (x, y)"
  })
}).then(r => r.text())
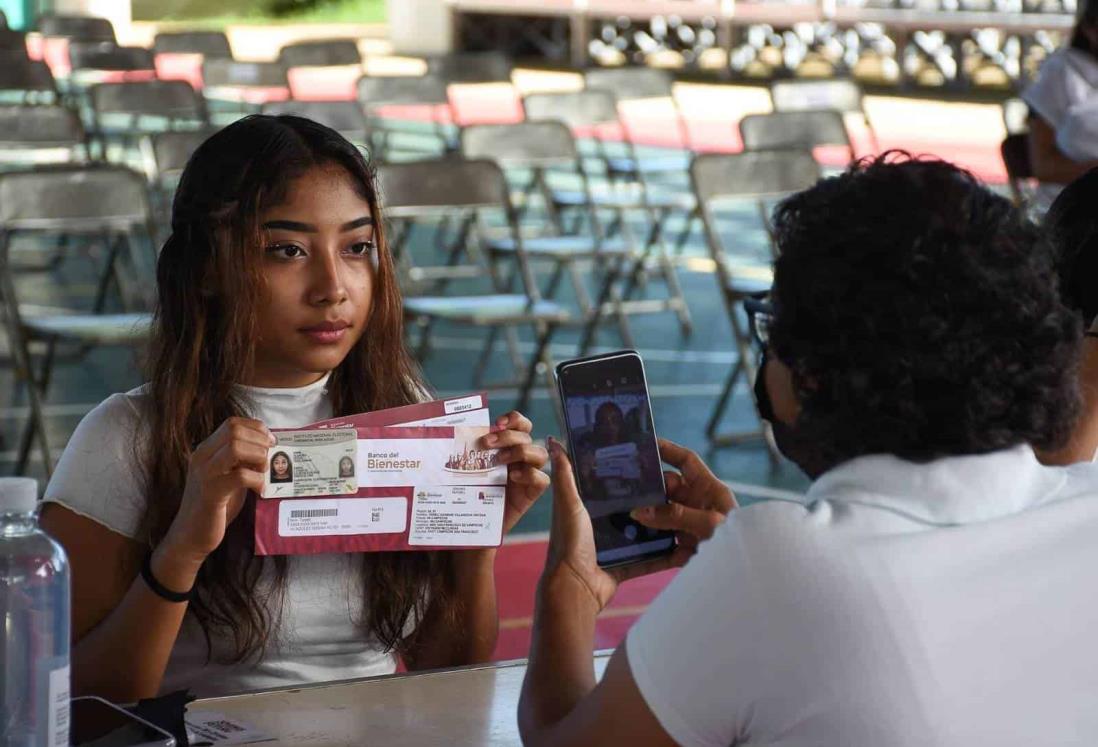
top-left (71, 697), bottom-right (174, 747)
top-left (557, 351), bottom-right (675, 567)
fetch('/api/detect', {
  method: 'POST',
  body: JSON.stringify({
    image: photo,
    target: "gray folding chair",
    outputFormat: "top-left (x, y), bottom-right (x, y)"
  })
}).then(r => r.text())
top-left (261, 100), bottom-right (368, 146)
top-left (583, 67), bottom-right (691, 174)
top-left (144, 128), bottom-right (217, 232)
top-left (769, 78), bottom-right (878, 152)
top-left (89, 80), bottom-right (207, 149)
top-left (153, 30), bottom-right (233, 58)
top-left (0, 9), bottom-right (7, 28)
top-left (426, 51), bottom-right (512, 84)
top-left (462, 121), bottom-right (661, 350)
top-left (0, 60), bottom-right (58, 105)
top-left (690, 150), bottom-right (821, 455)
top-left (279, 38), bottom-right (361, 68)
top-left (37, 14), bottom-right (115, 43)
top-left (357, 74), bottom-right (453, 157)
top-left (378, 158), bottom-right (570, 410)
top-left (0, 104), bottom-right (88, 167)
top-left (0, 28), bottom-right (25, 56)
top-left (67, 42), bottom-right (155, 79)
top-left (0, 165), bottom-right (155, 474)
top-left (523, 90), bottom-right (693, 347)
top-left (739, 110), bottom-right (855, 164)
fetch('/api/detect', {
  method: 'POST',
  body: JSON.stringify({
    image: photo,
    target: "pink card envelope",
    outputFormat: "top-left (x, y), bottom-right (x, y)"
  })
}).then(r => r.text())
top-left (254, 394), bottom-right (503, 556)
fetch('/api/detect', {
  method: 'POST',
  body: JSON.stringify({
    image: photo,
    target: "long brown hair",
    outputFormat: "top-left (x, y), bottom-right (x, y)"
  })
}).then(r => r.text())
top-left (141, 114), bottom-right (455, 662)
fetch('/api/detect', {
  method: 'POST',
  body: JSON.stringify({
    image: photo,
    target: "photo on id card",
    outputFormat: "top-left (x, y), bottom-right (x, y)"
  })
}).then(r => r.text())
top-left (263, 428), bottom-right (358, 498)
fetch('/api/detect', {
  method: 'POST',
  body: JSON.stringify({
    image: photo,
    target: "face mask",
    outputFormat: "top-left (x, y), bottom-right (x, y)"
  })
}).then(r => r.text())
top-left (753, 350), bottom-right (830, 478)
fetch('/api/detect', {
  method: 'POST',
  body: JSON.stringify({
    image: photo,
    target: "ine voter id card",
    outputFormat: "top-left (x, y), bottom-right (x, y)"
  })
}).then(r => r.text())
top-left (253, 393), bottom-right (508, 556)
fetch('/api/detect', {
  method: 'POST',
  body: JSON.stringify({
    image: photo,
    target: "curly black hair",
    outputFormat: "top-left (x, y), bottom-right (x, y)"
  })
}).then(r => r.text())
top-left (1046, 166), bottom-right (1098, 324)
top-left (768, 152), bottom-right (1081, 467)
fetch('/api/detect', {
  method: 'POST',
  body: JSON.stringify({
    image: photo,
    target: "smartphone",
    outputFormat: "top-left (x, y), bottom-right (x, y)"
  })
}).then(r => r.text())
top-left (70, 696), bottom-right (176, 747)
top-left (555, 350), bottom-right (675, 568)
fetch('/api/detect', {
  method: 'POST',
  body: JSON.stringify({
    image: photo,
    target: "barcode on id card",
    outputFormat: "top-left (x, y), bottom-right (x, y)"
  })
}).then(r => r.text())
top-left (278, 497), bottom-right (408, 537)
top-left (290, 508), bottom-right (339, 519)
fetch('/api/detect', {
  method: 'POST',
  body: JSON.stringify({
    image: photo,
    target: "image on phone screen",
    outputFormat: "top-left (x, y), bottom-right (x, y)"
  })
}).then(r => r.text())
top-left (557, 351), bottom-right (675, 567)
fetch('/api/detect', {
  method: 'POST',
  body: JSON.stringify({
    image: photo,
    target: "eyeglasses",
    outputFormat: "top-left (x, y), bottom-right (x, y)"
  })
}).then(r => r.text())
top-left (744, 295), bottom-right (773, 349)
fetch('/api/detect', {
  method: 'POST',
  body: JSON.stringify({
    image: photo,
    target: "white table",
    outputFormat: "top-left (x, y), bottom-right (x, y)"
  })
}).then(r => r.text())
top-left (189, 654), bottom-right (612, 746)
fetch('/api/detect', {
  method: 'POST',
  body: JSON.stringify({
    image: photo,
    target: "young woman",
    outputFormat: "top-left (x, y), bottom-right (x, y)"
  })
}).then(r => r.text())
top-left (38, 115), bottom-right (549, 700)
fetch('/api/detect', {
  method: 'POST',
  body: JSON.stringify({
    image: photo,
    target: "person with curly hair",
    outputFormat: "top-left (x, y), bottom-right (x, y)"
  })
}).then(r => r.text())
top-left (519, 154), bottom-right (1098, 746)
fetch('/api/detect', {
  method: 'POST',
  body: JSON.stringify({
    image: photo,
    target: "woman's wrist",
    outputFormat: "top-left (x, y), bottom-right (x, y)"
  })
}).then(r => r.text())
top-left (537, 565), bottom-right (603, 618)
top-left (149, 539), bottom-right (204, 595)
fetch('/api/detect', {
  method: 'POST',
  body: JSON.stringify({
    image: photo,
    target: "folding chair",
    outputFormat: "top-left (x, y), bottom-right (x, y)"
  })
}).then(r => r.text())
top-left (583, 67), bottom-right (691, 174)
top-left (261, 100), bottom-right (369, 147)
top-left (739, 110), bottom-right (856, 164)
top-left (461, 120), bottom-right (656, 349)
top-left (690, 150), bottom-right (820, 455)
top-left (202, 60), bottom-right (290, 122)
top-left (0, 28), bottom-right (26, 57)
top-left (0, 104), bottom-right (88, 167)
top-left (357, 74), bottom-right (453, 158)
top-left (279, 38), bottom-right (361, 68)
top-left (37, 14), bottom-right (115, 43)
top-left (87, 80), bottom-right (206, 164)
top-left (769, 78), bottom-right (878, 152)
top-left (145, 128), bottom-right (216, 232)
top-left (0, 164), bottom-right (156, 474)
top-left (153, 31), bottom-right (233, 58)
top-left (377, 158), bottom-right (571, 411)
top-left (153, 31), bottom-right (233, 90)
top-left (0, 9), bottom-right (7, 28)
top-left (0, 60), bottom-right (58, 105)
top-left (523, 90), bottom-right (693, 347)
top-left (426, 51), bottom-right (512, 84)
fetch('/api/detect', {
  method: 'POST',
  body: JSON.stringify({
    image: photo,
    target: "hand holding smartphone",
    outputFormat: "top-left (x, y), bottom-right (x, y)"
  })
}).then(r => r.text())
top-left (555, 350), bottom-right (676, 568)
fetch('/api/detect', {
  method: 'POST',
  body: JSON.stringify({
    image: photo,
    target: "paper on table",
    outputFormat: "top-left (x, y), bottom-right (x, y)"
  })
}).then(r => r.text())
top-left (185, 712), bottom-right (274, 746)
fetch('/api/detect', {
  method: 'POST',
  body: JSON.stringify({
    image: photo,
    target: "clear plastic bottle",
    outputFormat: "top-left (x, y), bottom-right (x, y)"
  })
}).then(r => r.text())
top-left (0, 478), bottom-right (70, 747)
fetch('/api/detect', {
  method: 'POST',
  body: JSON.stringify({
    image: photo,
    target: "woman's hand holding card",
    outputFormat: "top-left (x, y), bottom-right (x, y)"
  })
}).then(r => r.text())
top-left (481, 411), bottom-right (549, 535)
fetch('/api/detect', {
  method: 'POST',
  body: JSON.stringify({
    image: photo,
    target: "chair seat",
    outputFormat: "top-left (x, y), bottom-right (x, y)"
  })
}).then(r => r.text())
top-left (404, 295), bottom-right (569, 324)
top-left (487, 235), bottom-right (629, 257)
top-left (551, 188), bottom-right (694, 212)
top-left (23, 312), bottom-right (152, 344)
top-left (604, 153), bottom-right (690, 175)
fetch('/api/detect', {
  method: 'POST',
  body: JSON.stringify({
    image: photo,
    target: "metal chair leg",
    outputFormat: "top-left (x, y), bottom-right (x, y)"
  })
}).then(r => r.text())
top-left (516, 322), bottom-right (557, 413)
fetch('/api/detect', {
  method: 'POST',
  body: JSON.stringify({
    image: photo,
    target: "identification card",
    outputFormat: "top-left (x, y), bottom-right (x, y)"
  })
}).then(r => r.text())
top-left (262, 429), bottom-right (357, 498)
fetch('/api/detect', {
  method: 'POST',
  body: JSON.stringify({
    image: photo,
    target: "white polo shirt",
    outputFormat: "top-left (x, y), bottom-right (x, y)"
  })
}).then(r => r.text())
top-left (626, 446), bottom-right (1098, 746)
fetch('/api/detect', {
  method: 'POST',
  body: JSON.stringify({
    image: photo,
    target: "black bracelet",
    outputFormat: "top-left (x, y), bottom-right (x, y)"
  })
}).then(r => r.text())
top-left (141, 551), bottom-right (193, 603)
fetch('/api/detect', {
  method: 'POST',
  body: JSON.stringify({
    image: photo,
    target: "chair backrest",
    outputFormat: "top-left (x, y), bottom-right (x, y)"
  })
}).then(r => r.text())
top-left (0, 27), bottom-right (25, 54)
top-left (0, 58), bottom-right (54, 89)
top-left (0, 104), bottom-right (83, 148)
top-left (279, 38), bottom-right (360, 68)
top-left (0, 9), bottom-right (7, 29)
top-left (357, 73), bottom-right (449, 107)
top-left (68, 42), bottom-right (154, 72)
top-left (769, 79), bottom-right (865, 116)
top-left (38, 14), bottom-right (115, 43)
top-left (377, 158), bottom-right (509, 216)
top-left (523, 90), bottom-right (619, 130)
top-left (202, 59), bottom-right (288, 88)
top-left (1002, 97), bottom-right (1030, 135)
top-left (0, 164), bottom-right (150, 231)
top-left (583, 67), bottom-right (673, 100)
top-left (460, 121), bottom-right (578, 168)
top-left (153, 31), bottom-right (232, 58)
top-left (90, 80), bottom-right (204, 121)
top-left (150, 129), bottom-right (213, 181)
top-left (739, 110), bottom-right (852, 152)
top-left (426, 51), bottom-right (512, 83)
top-left (262, 100), bottom-right (366, 136)
top-left (691, 151), bottom-right (821, 206)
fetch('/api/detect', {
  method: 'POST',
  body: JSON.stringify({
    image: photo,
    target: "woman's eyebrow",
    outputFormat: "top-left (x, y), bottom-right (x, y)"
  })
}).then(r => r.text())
top-left (261, 216), bottom-right (373, 233)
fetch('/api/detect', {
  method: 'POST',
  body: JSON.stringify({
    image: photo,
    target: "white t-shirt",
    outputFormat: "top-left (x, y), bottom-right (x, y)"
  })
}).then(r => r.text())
top-left (627, 446), bottom-right (1098, 746)
top-left (1023, 47), bottom-right (1098, 208)
top-left (43, 375), bottom-right (401, 697)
